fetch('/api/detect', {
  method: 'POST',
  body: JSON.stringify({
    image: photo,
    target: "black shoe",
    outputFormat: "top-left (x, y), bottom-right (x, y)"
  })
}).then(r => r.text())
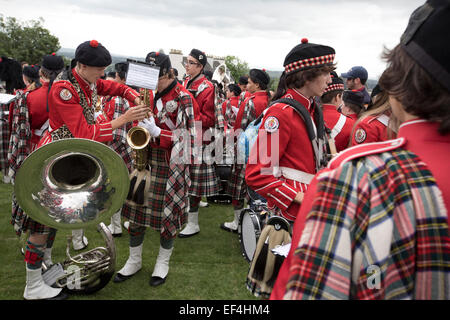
top-left (113, 272), bottom-right (136, 283)
top-left (111, 233), bottom-right (122, 238)
top-left (149, 276), bottom-right (166, 286)
top-left (178, 231), bottom-right (199, 238)
top-left (220, 223), bottom-right (238, 233)
top-left (45, 290), bottom-right (69, 300)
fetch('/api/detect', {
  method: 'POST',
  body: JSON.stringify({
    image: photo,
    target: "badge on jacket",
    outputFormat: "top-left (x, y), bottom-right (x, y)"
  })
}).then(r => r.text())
top-left (264, 116), bottom-right (279, 133)
top-left (59, 89), bottom-right (72, 101)
top-left (355, 128), bottom-right (367, 143)
top-left (165, 100), bottom-right (178, 113)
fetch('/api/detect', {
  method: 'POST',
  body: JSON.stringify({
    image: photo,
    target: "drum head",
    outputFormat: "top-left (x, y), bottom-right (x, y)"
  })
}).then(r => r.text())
top-left (239, 209), bottom-right (263, 262)
top-left (267, 215), bottom-right (292, 234)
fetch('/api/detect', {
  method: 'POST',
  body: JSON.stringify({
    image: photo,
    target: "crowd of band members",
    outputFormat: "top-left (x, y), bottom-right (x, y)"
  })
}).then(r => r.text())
top-left (0, 0), bottom-right (449, 300)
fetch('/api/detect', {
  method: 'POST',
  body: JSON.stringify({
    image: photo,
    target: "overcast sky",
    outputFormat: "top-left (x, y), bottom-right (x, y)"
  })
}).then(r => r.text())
top-left (1, 0), bottom-right (425, 79)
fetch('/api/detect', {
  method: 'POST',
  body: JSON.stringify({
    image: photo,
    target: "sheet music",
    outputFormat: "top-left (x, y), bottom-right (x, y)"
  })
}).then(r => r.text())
top-left (0, 93), bottom-right (16, 105)
top-left (125, 61), bottom-right (160, 90)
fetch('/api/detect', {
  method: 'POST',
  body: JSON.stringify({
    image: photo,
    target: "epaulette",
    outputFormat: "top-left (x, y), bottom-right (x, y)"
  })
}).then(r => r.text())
top-left (327, 137), bottom-right (406, 169)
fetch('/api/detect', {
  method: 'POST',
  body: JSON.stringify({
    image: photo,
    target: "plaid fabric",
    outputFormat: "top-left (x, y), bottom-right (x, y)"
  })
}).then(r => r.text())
top-left (123, 89), bottom-right (195, 239)
top-left (105, 97), bottom-right (133, 171)
top-left (7, 91), bottom-right (31, 181)
top-left (285, 54), bottom-right (335, 74)
top-left (7, 91), bottom-right (51, 235)
top-left (284, 149), bottom-right (450, 300)
top-left (0, 102), bottom-right (11, 173)
top-left (224, 99), bottom-right (236, 128)
top-left (225, 96), bottom-right (257, 200)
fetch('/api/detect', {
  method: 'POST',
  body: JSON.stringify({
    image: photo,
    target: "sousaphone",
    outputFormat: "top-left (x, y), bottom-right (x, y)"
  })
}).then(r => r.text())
top-left (15, 138), bottom-right (130, 294)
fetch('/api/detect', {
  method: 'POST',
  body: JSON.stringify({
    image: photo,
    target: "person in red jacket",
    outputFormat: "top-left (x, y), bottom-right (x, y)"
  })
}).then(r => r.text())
top-left (179, 48), bottom-right (222, 238)
top-left (273, 0), bottom-right (450, 300)
top-left (222, 83), bottom-right (242, 129)
top-left (221, 68), bottom-right (270, 233)
top-left (350, 85), bottom-right (396, 146)
top-left (244, 38), bottom-right (335, 298)
top-left (117, 51), bottom-right (198, 287)
top-left (19, 40), bottom-right (148, 300)
top-left (320, 72), bottom-right (355, 152)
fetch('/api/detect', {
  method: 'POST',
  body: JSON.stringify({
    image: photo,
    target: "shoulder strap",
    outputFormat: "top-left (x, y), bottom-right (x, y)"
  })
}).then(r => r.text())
top-left (269, 98), bottom-right (317, 141)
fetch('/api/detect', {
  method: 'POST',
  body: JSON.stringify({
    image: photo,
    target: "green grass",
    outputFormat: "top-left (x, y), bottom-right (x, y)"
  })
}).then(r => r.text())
top-left (0, 178), bottom-right (258, 300)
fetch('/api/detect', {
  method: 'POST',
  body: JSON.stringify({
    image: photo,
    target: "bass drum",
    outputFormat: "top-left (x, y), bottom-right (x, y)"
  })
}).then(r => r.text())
top-left (238, 208), bottom-right (268, 262)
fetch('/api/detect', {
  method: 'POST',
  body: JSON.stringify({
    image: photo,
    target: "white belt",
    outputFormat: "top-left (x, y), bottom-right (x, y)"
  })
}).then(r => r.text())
top-left (330, 114), bottom-right (347, 139)
top-left (273, 166), bottom-right (314, 184)
top-left (34, 119), bottom-right (49, 136)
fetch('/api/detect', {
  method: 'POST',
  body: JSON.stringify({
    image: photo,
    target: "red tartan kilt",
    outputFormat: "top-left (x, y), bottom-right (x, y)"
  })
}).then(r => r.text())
top-left (226, 164), bottom-right (248, 200)
top-left (11, 193), bottom-right (53, 235)
top-left (121, 148), bottom-right (188, 230)
top-left (188, 162), bottom-right (221, 197)
top-left (0, 103), bottom-right (10, 172)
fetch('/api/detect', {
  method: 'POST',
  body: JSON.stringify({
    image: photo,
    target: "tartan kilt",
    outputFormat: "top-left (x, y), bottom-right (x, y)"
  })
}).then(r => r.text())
top-left (0, 104), bottom-right (10, 173)
top-left (11, 192), bottom-right (53, 235)
top-left (226, 163), bottom-right (248, 200)
top-left (188, 162), bottom-right (221, 197)
top-left (121, 148), bottom-right (188, 230)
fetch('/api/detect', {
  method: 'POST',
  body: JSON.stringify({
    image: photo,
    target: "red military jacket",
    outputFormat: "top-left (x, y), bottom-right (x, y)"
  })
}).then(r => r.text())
top-left (26, 82), bottom-right (50, 147)
top-left (270, 119), bottom-right (450, 299)
top-left (351, 113), bottom-right (389, 145)
top-left (245, 88), bottom-right (319, 221)
top-left (234, 91), bottom-right (269, 130)
top-left (39, 68), bottom-right (139, 147)
top-left (183, 74), bottom-right (215, 130)
top-left (322, 104), bottom-right (355, 152)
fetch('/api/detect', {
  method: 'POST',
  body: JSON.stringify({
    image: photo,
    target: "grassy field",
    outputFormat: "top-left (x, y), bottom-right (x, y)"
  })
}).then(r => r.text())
top-left (0, 178), bottom-right (258, 300)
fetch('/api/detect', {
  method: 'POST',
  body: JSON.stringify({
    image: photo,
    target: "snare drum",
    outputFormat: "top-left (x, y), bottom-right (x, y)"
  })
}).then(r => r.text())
top-left (238, 208), bottom-right (268, 262)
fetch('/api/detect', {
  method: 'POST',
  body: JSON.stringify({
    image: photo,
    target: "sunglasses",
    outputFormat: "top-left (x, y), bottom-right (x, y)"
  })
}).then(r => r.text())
top-left (185, 60), bottom-right (200, 66)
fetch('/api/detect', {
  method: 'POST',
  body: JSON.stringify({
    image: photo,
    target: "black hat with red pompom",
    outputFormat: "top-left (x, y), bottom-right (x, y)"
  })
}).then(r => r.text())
top-left (189, 48), bottom-right (207, 67)
top-left (22, 64), bottom-right (40, 79)
top-left (145, 51), bottom-right (172, 78)
top-left (75, 40), bottom-right (112, 67)
top-left (323, 71), bottom-right (345, 94)
top-left (42, 53), bottom-right (64, 71)
top-left (283, 38), bottom-right (335, 75)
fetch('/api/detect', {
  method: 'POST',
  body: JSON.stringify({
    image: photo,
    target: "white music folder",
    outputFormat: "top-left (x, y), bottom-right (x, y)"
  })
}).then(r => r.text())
top-left (125, 61), bottom-right (160, 90)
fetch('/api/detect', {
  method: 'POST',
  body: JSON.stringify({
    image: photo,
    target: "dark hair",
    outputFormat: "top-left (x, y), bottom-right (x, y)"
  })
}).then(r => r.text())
top-left (271, 65), bottom-right (335, 102)
top-left (107, 71), bottom-right (116, 79)
top-left (321, 90), bottom-right (342, 104)
top-left (227, 83), bottom-right (242, 97)
top-left (379, 44), bottom-right (450, 134)
top-left (360, 78), bottom-right (367, 85)
top-left (344, 101), bottom-right (363, 115)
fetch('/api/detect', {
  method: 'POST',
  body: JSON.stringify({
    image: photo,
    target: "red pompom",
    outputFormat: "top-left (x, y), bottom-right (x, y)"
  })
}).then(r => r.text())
top-left (90, 40), bottom-right (99, 48)
top-left (301, 38), bottom-right (308, 44)
top-left (156, 52), bottom-right (160, 56)
top-left (52, 52), bottom-right (56, 56)
top-left (262, 68), bottom-right (266, 72)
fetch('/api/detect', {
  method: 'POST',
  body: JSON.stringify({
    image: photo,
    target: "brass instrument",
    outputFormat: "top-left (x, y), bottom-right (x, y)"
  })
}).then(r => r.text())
top-left (15, 138), bottom-right (130, 293)
top-left (126, 88), bottom-right (151, 171)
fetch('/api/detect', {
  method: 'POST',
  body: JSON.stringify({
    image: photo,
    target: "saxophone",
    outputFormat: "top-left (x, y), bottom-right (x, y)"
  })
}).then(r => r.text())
top-left (126, 88), bottom-right (151, 171)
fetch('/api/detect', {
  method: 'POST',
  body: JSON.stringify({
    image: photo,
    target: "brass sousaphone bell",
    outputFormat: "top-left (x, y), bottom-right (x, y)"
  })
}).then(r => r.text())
top-left (15, 138), bottom-right (130, 294)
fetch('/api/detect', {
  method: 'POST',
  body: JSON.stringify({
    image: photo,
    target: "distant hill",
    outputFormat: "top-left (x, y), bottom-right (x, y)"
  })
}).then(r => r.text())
top-left (58, 48), bottom-right (378, 91)
top-left (57, 48), bottom-right (145, 71)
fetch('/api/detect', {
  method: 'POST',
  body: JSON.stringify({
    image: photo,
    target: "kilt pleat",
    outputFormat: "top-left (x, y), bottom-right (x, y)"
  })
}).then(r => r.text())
top-left (226, 163), bottom-right (248, 200)
top-left (11, 192), bottom-right (52, 235)
top-left (122, 147), bottom-right (188, 230)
